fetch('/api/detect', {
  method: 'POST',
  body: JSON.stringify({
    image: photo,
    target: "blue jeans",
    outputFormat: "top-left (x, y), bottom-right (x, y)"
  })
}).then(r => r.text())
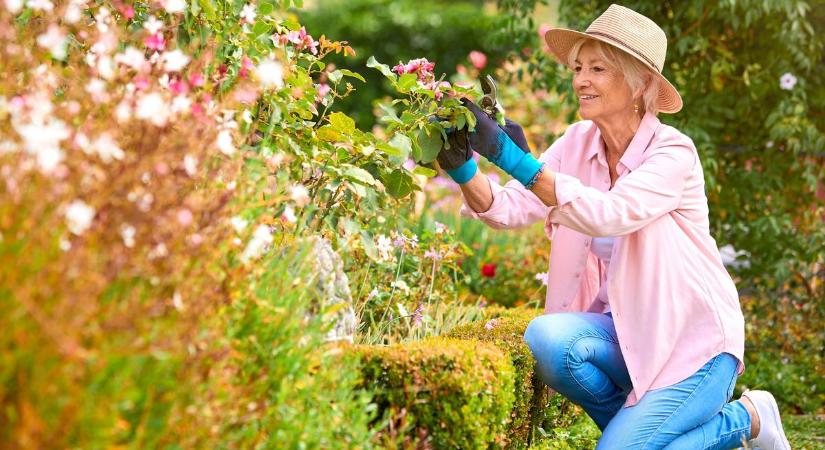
top-left (524, 312), bottom-right (752, 449)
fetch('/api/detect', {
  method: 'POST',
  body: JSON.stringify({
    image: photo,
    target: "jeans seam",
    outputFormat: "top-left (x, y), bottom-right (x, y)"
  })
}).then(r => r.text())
top-left (704, 424), bottom-right (750, 449)
top-left (564, 333), bottom-right (620, 404)
top-left (639, 355), bottom-right (721, 450)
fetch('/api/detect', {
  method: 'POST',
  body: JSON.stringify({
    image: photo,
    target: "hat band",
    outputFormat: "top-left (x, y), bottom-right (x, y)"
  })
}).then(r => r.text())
top-left (585, 31), bottom-right (660, 72)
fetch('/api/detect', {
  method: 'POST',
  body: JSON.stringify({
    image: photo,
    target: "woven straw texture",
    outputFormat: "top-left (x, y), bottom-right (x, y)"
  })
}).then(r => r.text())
top-left (544, 4), bottom-right (683, 113)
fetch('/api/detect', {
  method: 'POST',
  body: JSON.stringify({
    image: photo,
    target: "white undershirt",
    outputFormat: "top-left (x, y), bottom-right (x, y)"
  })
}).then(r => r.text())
top-left (591, 236), bottom-right (615, 313)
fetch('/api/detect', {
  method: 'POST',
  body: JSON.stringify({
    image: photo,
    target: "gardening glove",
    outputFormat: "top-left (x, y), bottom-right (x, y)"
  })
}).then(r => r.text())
top-left (433, 116), bottom-right (479, 184)
top-left (461, 98), bottom-right (544, 187)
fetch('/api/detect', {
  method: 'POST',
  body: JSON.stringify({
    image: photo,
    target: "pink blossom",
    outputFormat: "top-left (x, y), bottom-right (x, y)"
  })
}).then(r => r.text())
top-left (122, 6), bottom-right (135, 19)
top-left (169, 79), bottom-right (188, 95)
top-left (177, 208), bottom-right (194, 226)
top-left (538, 24), bottom-right (551, 38)
top-left (188, 73), bottom-right (205, 87)
top-left (484, 319), bottom-right (499, 330)
top-left (239, 56), bottom-right (254, 78)
top-left (315, 83), bottom-right (331, 101)
top-left (468, 51), bottom-right (487, 70)
top-left (144, 33), bottom-right (166, 51)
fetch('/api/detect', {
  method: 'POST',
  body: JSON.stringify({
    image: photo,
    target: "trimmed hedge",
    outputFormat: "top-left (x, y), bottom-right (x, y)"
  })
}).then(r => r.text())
top-left (352, 337), bottom-right (516, 449)
top-left (448, 306), bottom-right (555, 448)
top-left (347, 306), bottom-right (588, 449)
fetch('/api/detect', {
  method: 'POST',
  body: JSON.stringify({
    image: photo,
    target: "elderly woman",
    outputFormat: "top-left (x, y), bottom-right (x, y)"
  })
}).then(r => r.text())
top-left (436, 4), bottom-right (790, 450)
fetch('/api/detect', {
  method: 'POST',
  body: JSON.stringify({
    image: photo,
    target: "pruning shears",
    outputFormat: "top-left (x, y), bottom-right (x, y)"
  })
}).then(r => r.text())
top-left (480, 75), bottom-right (506, 126)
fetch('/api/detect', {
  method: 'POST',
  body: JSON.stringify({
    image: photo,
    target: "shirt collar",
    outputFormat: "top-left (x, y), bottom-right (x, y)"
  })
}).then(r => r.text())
top-left (585, 112), bottom-right (661, 171)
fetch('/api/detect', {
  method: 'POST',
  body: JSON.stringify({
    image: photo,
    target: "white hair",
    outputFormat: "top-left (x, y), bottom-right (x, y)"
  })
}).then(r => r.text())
top-left (567, 38), bottom-right (660, 116)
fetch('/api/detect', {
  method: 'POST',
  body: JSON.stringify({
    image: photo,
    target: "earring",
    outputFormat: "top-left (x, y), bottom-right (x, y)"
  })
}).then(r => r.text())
top-left (633, 104), bottom-right (639, 113)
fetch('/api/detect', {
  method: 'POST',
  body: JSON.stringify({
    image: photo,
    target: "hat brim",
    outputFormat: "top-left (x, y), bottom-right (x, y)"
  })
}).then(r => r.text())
top-left (544, 28), bottom-right (683, 114)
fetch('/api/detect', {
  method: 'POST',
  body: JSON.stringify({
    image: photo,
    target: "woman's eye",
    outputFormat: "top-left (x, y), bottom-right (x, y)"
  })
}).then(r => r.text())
top-left (574, 66), bottom-right (582, 72)
top-left (593, 66), bottom-right (605, 72)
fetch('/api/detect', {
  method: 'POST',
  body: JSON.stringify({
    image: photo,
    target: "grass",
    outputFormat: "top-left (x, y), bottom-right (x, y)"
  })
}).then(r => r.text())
top-left (786, 414), bottom-right (825, 450)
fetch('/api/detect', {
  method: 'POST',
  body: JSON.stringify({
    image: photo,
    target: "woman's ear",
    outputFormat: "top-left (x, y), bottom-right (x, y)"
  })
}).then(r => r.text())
top-left (633, 73), bottom-right (653, 100)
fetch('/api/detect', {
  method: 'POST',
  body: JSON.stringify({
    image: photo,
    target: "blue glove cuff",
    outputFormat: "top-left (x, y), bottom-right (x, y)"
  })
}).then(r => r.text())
top-left (445, 158), bottom-right (478, 184)
top-left (492, 132), bottom-right (542, 186)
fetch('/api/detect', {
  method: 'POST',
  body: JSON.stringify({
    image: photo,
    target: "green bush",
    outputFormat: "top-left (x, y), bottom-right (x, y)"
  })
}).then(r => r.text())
top-left (351, 337), bottom-right (516, 449)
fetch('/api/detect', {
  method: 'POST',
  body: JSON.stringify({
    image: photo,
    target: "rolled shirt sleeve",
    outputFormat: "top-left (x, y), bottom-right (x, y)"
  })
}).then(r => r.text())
top-left (549, 142), bottom-right (698, 237)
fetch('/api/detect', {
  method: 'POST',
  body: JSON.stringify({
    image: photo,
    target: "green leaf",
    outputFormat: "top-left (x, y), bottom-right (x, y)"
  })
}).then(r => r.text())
top-left (343, 165), bottom-right (377, 186)
top-left (366, 56), bottom-right (396, 81)
top-left (317, 125), bottom-right (344, 142)
top-left (252, 21), bottom-right (272, 37)
top-left (328, 112), bottom-right (355, 134)
top-left (415, 126), bottom-right (443, 164)
top-left (387, 134), bottom-right (412, 159)
top-left (397, 73), bottom-right (418, 91)
top-left (376, 142), bottom-right (402, 157)
top-left (338, 69), bottom-right (366, 83)
top-left (412, 166), bottom-right (437, 177)
top-left (383, 169), bottom-right (415, 198)
top-left (328, 70), bottom-right (343, 84)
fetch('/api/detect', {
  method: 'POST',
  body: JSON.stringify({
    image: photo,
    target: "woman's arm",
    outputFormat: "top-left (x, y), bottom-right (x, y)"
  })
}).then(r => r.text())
top-left (527, 168), bottom-right (559, 207)
top-left (459, 171), bottom-right (494, 213)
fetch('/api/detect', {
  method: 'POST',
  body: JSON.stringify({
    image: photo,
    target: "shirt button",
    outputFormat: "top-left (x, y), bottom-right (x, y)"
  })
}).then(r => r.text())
top-left (584, 241), bottom-right (590, 247)
top-left (574, 272), bottom-right (581, 278)
top-left (624, 345), bottom-right (630, 351)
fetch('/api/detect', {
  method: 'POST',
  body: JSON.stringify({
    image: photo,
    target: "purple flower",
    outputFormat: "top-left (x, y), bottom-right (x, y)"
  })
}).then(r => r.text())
top-left (411, 303), bottom-right (424, 326)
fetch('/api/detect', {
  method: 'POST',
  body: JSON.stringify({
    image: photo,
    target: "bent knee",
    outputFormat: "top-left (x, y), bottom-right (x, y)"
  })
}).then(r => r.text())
top-left (523, 313), bottom-right (576, 363)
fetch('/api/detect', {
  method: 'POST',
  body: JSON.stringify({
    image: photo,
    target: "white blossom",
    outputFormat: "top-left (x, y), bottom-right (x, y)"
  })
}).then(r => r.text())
top-left (36, 25), bottom-right (68, 60)
top-left (120, 223), bottom-right (136, 247)
top-left (143, 16), bottom-right (163, 34)
top-left (375, 234), bottom-right (393, 262)
top-left (779, 72), bottom-right (797, 90)
top-left (115, 47), bottom-right (147, 71)
top-left (25, 0), bottom-right (52, 11)
top-left (172, 291), bottom-right (185, 311)
top-left (90, 133), bottom-right (125, 163)
top-left (135, 92), bottom-right (169, 126)
top-left (15, 118), bottom-right (69, 173)
top-left (162, 0), bottom-right (186, 14)
top-left (5, 0), bottom-right (24, 13)
top-left (85, 78), bottom-right (110, 103)
top-left (161, 49), bottom-right (190, 72)
top-left (240, 224), bottom-right (273, 263)
top-left (240, 4), bottom-right (256, 24)
top-left (115, 101), bottom-right (132, 123)
top-left (65, 200), bottom-right (95, 235)
top-left (183, 154), bottom-right (198, 176)
top-left (63, 0), bottom-right (86, 23)
top-left (281, 205), bottom-right (297, 223)
top-left (230, 216), bottom-right (248, 233)
top-left (171, 95), bottom-right (191, 113)
top-left (289, 184), bottom-right (310, 206)
top-left (255, 58), bottom-right (284, 89)
top-left (216, 129), bottom-right (235, 156)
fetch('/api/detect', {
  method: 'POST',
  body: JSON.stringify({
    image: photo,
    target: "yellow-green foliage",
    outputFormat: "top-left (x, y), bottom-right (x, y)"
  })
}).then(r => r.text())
top-left (447, 306), bottom-right (587, 449)
top-left (446, 307), bottom-right (543, 448)
top-left (351, 338), bottom-right (516, 449)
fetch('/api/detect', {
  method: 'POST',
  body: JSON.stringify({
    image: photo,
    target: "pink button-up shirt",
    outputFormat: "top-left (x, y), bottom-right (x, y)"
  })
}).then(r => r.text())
top-left (462, 112), bottom-right (745, 407)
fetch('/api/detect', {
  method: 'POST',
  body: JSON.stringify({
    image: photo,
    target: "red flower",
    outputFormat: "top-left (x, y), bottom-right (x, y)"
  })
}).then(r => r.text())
top-left (481, 263), bottom-right (496, 278)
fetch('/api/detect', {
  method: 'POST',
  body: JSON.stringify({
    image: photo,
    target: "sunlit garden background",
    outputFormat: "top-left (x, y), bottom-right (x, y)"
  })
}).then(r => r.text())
top-left (0, 0), bottom-right (822, 448)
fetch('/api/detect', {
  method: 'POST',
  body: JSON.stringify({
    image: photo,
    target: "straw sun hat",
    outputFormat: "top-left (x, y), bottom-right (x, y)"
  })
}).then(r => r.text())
top-left (544, 4), bottom-right (683, 113)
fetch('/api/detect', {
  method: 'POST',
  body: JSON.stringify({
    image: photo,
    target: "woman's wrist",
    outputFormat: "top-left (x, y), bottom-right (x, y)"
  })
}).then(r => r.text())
top-left (444, 157), bottom-right (478, 184)
top-left (491, 132), bottom-right (542, 186)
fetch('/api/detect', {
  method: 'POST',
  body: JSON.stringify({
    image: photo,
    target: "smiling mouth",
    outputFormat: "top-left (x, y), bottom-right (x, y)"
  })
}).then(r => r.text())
top-left (579, 95), bottom-right (599, 100)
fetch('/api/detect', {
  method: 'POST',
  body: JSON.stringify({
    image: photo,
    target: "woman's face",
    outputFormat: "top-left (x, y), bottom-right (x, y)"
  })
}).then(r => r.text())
top-left (572, 42), bottom-right (635, 122)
